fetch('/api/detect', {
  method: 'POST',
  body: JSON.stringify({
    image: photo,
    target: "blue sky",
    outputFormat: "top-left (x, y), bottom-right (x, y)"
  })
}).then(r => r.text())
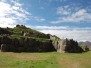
top-left (0, 0), bottom-right (91, 41)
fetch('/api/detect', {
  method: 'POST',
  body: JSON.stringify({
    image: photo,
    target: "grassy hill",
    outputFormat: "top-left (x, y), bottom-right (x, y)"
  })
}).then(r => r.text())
top-left (0, 25), bottom-right (84, 53)
top-left (0, 25), bottom-right (50, 42)
top-left (0, 51), bottom-right (91, 68)
top-left (0, 25), bottom-right (90, 68)
top-left (0, 25), bottom-right (57, 52)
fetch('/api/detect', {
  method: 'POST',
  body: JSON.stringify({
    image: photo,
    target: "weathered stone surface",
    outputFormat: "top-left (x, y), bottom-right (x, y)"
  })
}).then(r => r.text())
top-left (1, 44), bottom-right (7, 52)
top-left (1, 36), bottom-right (12, 44)
top-left (81, 45), bottom-right (89, 52)
top-left (0, 36), bottom-right (55, 52)
top-left (0, 35), bottom-right (83, 53)
top-left (0, 25), bottom-right (84, 53)
top-left (0, 28), bottom-right (11, 35)
top-left (50, 35), bottom-right (83, 53)
top-left (1, 44), bottom-right (15, 52)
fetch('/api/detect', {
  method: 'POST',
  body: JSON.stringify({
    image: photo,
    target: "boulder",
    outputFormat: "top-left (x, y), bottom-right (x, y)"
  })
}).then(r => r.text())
top-left (1, 44), bottom-right (8, 52)
top-left (50, 35), bottom-right (83, 53)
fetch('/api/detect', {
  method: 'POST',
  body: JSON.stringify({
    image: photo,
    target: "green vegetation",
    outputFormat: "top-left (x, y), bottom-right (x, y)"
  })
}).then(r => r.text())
top-left (12, 25), bottom-right (39, 34)
top-left (0, 52), bottom-right (91, 68)
top-left (12, 25), bottom-right (48, 38)
top-left (0, 52), bottom-right (58, 68)
top-left (0, 25), bottom-right (51, 42)
top-left (9, 35), bottom-right (50, 42)
top-left (10, 25), bottom-right (50, 42)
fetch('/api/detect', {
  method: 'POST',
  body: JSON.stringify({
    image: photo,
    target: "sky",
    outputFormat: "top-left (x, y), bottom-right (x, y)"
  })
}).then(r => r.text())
top-left (0, 0), bottom-right (91, 42)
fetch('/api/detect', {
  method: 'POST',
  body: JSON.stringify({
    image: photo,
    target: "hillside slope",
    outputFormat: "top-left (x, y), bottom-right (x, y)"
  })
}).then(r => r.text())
top-left (0, 25), bottom-right (83, 53)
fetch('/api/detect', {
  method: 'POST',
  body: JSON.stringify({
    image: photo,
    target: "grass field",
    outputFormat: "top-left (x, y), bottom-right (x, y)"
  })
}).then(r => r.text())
top-left (0, 51), bottom-right (91, 68)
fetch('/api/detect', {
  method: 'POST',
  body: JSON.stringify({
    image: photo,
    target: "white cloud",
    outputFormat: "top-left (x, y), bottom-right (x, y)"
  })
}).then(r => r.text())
top-left (39, 29), bottom-right (91, 42)
top-left (31, 26), bottom-right (69, 30)
top-left (33, 17), bottom-right (46, 22)
top-left (51, 6), bottom-right (91, 23)
top-left (27, 25), bottom-right (91, 42)
top-left (0, 0), bottom-right (30, 27)
top-left (0, 0), bottom-right (45, 27)
top-left (57, 6), bottom-right (70, 15)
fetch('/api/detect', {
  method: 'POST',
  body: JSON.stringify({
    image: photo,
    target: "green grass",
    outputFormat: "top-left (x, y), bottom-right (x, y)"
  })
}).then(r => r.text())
top-left (9, 35), bottom-right (50, 42)
top-left (0, 52), bottom-right (91, 68)
top-left (12, 25), bottom-right (44, 36)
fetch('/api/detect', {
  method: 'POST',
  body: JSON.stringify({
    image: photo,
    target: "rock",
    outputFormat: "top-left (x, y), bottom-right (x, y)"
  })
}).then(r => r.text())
top-left (0, 35), bottom-right (83, 53)
top-left (1, 44), bottom-right (16, 52)
top-left (0, 25), bottom-right (84, 53)
top-left (50, 35), bottom-right (83, 53)
top-left (1, 44), bottom-right (7, 52)
top-left (1, 36), bottom-right (12, 44)
top-left (81, 45), bottom-right (89, 52)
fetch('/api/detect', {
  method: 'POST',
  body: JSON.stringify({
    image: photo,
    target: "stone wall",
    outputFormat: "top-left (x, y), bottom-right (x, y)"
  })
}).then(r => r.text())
top-left (0, 36), bottom-right (55, 52)
top-left (50, 35), bottom-right (83, 53)
top-left (0, 35), bottom-right (83, 53)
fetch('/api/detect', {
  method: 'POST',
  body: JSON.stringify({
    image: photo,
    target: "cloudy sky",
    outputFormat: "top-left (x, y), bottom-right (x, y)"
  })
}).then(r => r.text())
top-left (0, 0), bottom-right (91, 42)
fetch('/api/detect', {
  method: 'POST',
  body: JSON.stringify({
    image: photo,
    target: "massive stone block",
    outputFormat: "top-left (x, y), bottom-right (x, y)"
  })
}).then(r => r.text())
top-left (50, 35), bottom-right (83, 53)
top-left (0, 36), bottom-right (55, 52)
